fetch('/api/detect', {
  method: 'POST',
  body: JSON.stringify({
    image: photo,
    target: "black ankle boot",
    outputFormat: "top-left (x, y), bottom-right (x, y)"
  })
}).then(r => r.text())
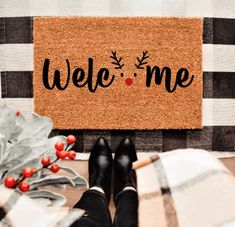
top-left (114, 138), bottom-right (138, 203)
top-left (89, 137), bottom-right (113, 204)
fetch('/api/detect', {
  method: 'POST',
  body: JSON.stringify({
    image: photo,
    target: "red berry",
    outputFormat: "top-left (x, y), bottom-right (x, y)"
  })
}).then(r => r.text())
top-left (55, 142), bottom-right (64, 151)
top-left (4, 176), bottom-right (16, 188)
top-left (50, 164), bottom-right (60, 173)
top-left (16, 111), bottom-right (20, 116)
top-left (18, 181), bottom-right (30, 192)
top-left (66, 135), bottom-right (76, 144)
top-left (41, 156), bottom-right (50, 166)
top-left (22, 167), bottom-right (34, 178)
top-left (56, 150), bottom-right (67, 159)
top-left (67, 150), bottom-right (76, 160)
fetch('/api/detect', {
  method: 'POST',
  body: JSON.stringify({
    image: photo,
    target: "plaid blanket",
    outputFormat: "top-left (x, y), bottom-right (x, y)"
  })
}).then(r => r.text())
top-left (0, 187), bottom-right (84, 227)
top-left (136, 149), bottom-right (235, 227)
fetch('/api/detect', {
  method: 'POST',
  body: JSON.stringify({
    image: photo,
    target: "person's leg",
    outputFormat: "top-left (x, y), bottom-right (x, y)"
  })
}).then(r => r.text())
top-left (71, 188), bottom-right (112, 227)
top-left (71, 138), bottom-right (113, 227)
top-left (114, 189), bottom-right (138, 227)
top-left (113, 138), bottom-right (138, 227)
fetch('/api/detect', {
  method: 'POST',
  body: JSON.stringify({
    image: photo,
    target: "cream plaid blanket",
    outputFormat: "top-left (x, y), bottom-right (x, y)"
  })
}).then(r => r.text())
top-left (136, 149), bottom-right (235, 227)
top-left (0, 187), bottom-right (83, 227)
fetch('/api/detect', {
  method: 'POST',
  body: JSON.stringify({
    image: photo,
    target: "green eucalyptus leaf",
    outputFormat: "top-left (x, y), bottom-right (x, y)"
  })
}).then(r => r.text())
top-left (43, 184), bottom-right (67, 190)
top-left (70, 175), bottom-right (88, 188)
top-left (18, 116), bottom-right (53, 141)
top-left (17, 137), bottom-right (47, 157)
top-left (9, 125), bottom-right (23, 142)
top-left (30, 175), bottom-right (79, 189)
top-left (9, 114), bottom-right (26, 142)
top-left (16, 113), bottom-right (26, 125)
top-left (0, 105), bottom-right (17, 140)
top-left (0, 145), bottom-right (32, 177)
top-left (32, 113), bottom-right (40, 120)
top-left (60, 166), bottom-right (88, 188)
top-left (0, 134), bottom-right (7, 163)
top-left (60, 166), bottom-right (79, 176)
top-left (66, 143), bottom-right (74, 151)
top-left (26, 189), bottom-right (67, 206)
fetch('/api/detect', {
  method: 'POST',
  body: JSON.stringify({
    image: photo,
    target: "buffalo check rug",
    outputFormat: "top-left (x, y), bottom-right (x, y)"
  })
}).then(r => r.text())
top-left (0, 0), bottom-right (235, 159)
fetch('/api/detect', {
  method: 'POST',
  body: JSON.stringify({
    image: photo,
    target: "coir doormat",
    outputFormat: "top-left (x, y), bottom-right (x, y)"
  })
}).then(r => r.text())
top-left (34, 17), bottom-right (203, 130)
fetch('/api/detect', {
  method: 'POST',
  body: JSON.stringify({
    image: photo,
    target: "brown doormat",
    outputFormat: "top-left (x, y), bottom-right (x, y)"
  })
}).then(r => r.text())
top-left (34, 17), bottom-right (203, 130)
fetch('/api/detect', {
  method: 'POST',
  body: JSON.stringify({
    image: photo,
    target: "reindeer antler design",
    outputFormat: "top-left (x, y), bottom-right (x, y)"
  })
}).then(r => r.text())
top-left (110, 51), bottom-right (124, 69)
top-left (135, 51), bottom-right (149, 69)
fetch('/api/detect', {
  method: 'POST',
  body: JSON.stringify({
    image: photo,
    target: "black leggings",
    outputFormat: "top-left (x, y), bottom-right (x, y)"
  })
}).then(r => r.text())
top-left (71, 190), bottom-right (138, 227)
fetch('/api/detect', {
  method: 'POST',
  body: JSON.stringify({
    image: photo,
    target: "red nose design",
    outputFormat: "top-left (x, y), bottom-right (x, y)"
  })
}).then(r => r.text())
top-left (125, 78), bottom-right (133, 86)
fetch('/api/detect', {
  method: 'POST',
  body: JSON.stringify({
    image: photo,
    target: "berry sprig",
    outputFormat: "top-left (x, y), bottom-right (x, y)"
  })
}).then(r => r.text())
top-left (16, 110), bottom-right (21, 116)
top-left (4, 135), bottom-right (77, 192)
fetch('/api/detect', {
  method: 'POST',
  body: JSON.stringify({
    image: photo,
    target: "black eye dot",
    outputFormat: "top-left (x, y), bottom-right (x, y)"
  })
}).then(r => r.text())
top-left (134, 73), bottom-right (137, 77)
top-left (120, 73), bottom-right (124, 77)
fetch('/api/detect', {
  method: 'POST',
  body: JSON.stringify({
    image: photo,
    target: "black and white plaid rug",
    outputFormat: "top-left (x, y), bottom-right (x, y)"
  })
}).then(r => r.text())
top-left (0, 0), bottom-right (234, 157)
